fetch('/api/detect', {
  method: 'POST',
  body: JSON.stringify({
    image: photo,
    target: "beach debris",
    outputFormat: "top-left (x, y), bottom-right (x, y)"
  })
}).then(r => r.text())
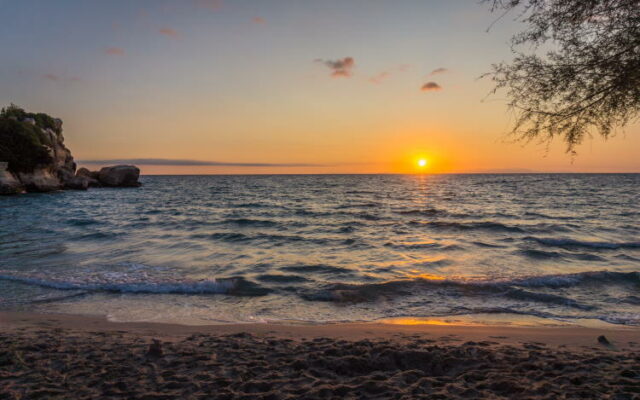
top-left (147, 339), bottom-right (163, 357)
top-left (597, 335), bottom-right (611, 345)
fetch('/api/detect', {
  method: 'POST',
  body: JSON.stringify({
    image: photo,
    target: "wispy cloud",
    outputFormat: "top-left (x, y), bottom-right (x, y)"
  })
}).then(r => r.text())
top-left (429, 67), bottom-right (448, 76)
top-left (315, 57), bottom-right (355, 78)
top-left (369, 71), bottom-right (390, 84)
top-left (105, 47), bottom-right (125, 56)
top-left (79, 159), bottom-right (327, 167)
top-left (369, 64), bottom-right (409, 84)
top-left (421, 82), bottom-right (442, 92)
top-left (42, 73), bottom-right (82, 83)
top-left (252, 17), bottom-right (265, 24)
top-left (196, 0), bottom-right (223, 11)
top-left (159, 27), bottom-right (179, 38)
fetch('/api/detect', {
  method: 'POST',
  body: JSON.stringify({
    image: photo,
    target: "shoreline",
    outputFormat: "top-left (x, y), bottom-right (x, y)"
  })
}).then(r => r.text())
top-left (2, 311), bottom-right (639, 350)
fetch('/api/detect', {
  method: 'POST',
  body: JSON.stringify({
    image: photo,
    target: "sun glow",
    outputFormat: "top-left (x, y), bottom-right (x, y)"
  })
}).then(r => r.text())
top-left (417, 158), bottom-right (428, 169)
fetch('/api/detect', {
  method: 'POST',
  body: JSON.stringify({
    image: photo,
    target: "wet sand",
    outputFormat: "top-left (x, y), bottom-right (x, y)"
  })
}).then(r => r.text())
top-left (1, 312), bottom-right (639, 399)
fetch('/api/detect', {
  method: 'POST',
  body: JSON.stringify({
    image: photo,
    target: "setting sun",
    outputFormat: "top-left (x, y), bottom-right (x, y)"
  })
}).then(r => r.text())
top-left (417, 159), bottom-right (428, 168)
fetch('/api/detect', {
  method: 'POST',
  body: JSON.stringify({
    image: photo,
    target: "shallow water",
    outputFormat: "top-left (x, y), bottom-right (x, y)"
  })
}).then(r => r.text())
top-left (0, 174), bottom-right (638, 326)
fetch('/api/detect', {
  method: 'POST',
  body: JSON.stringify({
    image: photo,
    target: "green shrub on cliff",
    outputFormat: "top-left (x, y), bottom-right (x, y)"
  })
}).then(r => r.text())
top-left (0, 105), bottom-right (55, 173)
top-left (0, 104), bottom-right (60, 134)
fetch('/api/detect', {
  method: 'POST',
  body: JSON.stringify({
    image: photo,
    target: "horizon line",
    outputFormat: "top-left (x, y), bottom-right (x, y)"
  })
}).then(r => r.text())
top-left (79, 158), bottom-right (329, 167)
top-left (131, 171), bottom-right (640, 176)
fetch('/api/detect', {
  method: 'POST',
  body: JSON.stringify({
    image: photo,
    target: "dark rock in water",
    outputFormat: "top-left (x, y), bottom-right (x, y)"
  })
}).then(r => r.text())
top-left (147, 339), bottom-right (163, 358)
top-left (98, 165), bottom-right (141, 187)
top-left (76, 167), bottom-right (98, 180)
top-left (597, 335), bottom-right (611, 345)
top-left (16, 168), bottom-right (63, 192)
top-left (76, 167), bottom-right (101, 187)
top-left (64, 175), bottom-right (89, 190)
top-left (0, 104), bottom-right (140, 194)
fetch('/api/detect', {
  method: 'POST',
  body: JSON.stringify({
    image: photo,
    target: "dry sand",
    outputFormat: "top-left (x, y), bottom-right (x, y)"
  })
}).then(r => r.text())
top-left (1, 311), bottom-right (639, 399)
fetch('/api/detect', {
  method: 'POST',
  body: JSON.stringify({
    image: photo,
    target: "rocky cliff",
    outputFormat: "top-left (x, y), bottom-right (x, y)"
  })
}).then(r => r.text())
top-left (0, 104), bottom-right (140, 195)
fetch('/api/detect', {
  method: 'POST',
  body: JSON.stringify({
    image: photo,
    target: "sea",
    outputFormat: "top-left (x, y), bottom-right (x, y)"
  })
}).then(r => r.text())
top-left (1, 174), bottom-right (639, 327)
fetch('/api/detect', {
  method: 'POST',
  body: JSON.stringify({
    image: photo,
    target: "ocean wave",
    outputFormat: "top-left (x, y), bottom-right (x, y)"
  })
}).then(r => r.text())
top-left (301, 270), bottom-right (639, 306)
top-left (621, 296), bottom-right (640, 305)
top-left (349, 212), bottom-right (381, 221)
top-left (517, 248), bottom-right (607, 262)
top-left (280, 264), bottom-right (354, 275)
top-left (509, 270), bottom-right (640, 288)
top-left (196, 232), bottom-right (251, 242)
top-left (414, 221), bottom-right (525, 233)
top-left (615, 254), bottom-right (640, 262)
top-left (220, 218), bottom-right (279, 228)
top-left (0, 274), bottom-right (270, 296)
top-left (294, 209), bottom-right (332, 217)
top-left (397, 208), bottom-right (442, 216)
top-left (384, 241), bottom-right (445, 250)
top-left (335, 202), bottom-right (379, 209)
top-left (517, 249), bottom-right (564, 259)
top-left (66, 218), bottom-right (101, 227)
top-left (232, 202), bottom-right (272, 209)
top-left (192, 231), bottom-right (362, 247)
top-left (337, 225), bottom-right (356, 233)
top-left (525, 236), bottom-right (640, 249)
top-left (73, 231), bottom-right (122, 241)
top-left (303, 283), bottom-right (593, 310)
top-left (256, 274), bottom-right (310, 283)
top-left (29, 291), bottom-right (89, 304)
top-left (472, 241), bottom-right (507, 248)
top-left (524, 211), bottom-right (574, 220)
top-left (598, 313), bottom-right (640, 326)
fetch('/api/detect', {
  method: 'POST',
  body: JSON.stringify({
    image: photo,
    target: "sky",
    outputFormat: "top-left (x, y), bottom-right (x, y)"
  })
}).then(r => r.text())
top-left (1, 0), bottom-right (638, 174)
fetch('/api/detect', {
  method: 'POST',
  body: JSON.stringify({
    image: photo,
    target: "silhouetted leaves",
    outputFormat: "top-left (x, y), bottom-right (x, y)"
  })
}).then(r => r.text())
top-left (485, 0), bottom-right (640, 153)
top-left (0, 105), bottom-right (57, 173)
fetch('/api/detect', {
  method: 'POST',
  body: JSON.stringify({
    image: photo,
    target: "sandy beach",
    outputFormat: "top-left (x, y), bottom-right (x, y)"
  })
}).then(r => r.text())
top-left (1, 312), bottom-right (639, 399)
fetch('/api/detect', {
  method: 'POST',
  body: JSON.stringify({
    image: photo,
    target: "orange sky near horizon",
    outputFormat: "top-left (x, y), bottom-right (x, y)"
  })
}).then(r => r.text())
top-left (3, 1), bottom-right (639, 175)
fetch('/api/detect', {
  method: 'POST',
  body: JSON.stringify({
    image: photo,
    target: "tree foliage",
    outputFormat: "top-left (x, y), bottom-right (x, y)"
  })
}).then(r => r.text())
top-left (485, 0), bottom-right (640, 153)
top-left (0, 103), bottom-right (61, 134)
top-left (0, 105), bottom-right (55, 173)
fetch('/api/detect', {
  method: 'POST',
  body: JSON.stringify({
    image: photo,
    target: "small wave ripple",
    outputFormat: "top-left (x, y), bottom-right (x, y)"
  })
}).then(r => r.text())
top-left (526, 236), bottom-right (640, 249)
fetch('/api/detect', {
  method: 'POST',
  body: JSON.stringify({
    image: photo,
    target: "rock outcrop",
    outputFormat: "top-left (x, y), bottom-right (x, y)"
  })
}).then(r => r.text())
top-left (98, 165), bottom-right (141, 187)
top-left (0, 162), bottom-right (24, 195)
top-left (76, 167), bottom-right (101, 187)
top-left (0, 104), bottom-right (140, 195)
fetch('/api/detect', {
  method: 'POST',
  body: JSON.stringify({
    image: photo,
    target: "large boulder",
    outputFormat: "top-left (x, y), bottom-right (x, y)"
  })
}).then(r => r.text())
top-left (76, 167), bottom-right (99, 180)
top-left (16, 168), bottom-right (62, 192)
top-left (98, 165), bottom-right (141, 187)
top-left (76, 167), bottom-right (101, 187)
top-left (64, 175), bottom-right (89, 190)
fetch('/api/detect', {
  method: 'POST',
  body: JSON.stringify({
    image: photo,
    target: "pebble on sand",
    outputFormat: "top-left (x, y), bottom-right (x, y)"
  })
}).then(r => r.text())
top-left (147, 339), bottom-right (163, 357)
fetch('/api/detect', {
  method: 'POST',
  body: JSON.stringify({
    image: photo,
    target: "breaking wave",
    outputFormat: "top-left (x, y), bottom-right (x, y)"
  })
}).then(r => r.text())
top-left (0, 274), bottom-right (270, 296)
